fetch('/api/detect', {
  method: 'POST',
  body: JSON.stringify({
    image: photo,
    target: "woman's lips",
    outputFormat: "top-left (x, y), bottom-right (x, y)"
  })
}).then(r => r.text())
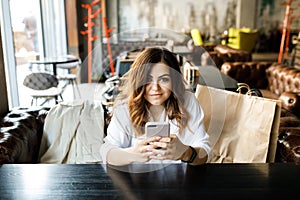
top-left (150, 93), bottom-right (162, 96)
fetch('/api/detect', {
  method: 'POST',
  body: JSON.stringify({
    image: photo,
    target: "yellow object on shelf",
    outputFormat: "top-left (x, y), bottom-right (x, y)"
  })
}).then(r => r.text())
top-left (227, 27), bottom-right (259, 52)
top-left (191, 28), bottom-right (204, 46)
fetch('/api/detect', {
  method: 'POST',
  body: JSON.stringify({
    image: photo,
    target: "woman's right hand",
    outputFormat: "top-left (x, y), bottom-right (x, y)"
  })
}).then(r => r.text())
top-left (126, 136), bottom-right (162, 163)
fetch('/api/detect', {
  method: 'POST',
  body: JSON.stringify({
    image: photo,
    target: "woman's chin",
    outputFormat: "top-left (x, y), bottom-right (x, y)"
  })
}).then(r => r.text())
top-left (148, 100), bottom-right (164, 106)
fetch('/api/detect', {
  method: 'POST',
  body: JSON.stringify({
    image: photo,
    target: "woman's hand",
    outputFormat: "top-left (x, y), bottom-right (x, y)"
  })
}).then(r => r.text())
top-left (126, 136), bottom-right (162, 163)
top-left (149, 134), bottom-right (189, 160)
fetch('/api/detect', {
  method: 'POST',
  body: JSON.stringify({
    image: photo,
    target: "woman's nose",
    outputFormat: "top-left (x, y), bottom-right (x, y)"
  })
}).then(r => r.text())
top-left (151, 81), bottom-right (160, 90)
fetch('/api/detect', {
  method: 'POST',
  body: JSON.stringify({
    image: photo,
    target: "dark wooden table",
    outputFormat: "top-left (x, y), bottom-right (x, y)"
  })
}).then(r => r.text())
top-left (0, 163), bottom-right (299, 199)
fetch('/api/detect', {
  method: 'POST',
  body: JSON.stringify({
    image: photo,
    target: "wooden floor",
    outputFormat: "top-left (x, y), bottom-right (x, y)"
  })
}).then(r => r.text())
top-left (18, 82), bottom-right (108, 108)
top-left (17, 63), bottom-right (108, 107)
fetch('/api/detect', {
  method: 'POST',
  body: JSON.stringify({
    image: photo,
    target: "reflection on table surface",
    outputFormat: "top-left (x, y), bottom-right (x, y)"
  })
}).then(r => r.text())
top-left (0, 163), bottom-right (299, 199)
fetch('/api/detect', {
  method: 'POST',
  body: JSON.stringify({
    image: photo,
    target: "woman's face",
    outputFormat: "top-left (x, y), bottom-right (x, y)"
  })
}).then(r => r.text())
top-left (144, 62), bottom-right (172, 106)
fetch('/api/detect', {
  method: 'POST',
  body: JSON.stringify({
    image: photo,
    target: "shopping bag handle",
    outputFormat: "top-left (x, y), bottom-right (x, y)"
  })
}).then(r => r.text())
top-left (236, 83), bottom-right (250, 94)
top-left (236, 83), bottom-right (263, 97)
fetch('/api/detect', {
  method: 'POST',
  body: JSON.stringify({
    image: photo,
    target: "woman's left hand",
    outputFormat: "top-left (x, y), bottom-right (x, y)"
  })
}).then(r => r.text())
top-left (149, 134), bottom-right (189, 160)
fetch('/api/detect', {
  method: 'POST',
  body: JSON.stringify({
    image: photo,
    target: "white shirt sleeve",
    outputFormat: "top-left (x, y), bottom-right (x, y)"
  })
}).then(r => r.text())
top-left (100, 103), bottom-right (134, 163)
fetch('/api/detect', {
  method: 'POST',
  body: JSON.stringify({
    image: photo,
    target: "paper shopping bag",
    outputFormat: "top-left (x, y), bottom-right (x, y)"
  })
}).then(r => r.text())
top-left (195, 84), bottom-right (281, 163)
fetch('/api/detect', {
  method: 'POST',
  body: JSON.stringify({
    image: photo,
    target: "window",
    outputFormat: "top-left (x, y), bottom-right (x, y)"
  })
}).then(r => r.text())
top-left (0, 0), bottom-right (67, 108)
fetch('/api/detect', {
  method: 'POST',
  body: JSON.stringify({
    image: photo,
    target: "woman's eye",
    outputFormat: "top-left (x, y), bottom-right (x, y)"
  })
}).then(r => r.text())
top-left (159, 77), bottom-right (170, 83)
top-left (146, 77), bottom-right (153, 84)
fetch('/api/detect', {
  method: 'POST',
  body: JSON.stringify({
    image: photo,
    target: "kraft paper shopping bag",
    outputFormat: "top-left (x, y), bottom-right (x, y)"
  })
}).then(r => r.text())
top-left (195, 84), bottom-right (281, 163)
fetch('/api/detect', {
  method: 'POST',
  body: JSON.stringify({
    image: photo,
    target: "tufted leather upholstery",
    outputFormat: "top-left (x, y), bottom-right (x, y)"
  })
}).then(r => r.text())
top-left (276, 109), bottom-right (300, 164)
top-left (220, 62), bottom-right (300, 97)
top-left (201, 45), bottom-right (252, 68)
top-left (278, 92), bottom-right (300, 163)
top-left (0, 107), bottom-right (49, 164)
top-left (266, 63), bottom-right (300, 96)
top-left (279, 92), bottom-right (300, 118)
top-left (221, 62), bottom-right (273, 89)
top-left (1, 101), bottom-right (299, 163)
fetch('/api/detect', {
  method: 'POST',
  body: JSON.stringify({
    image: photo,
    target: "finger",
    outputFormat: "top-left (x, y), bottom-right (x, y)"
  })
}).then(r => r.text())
top-left (143, 151), bottom-right (154, 157)
top-left (144, 136), bottom-right (162, 144)
top-left (149, 152), bottom-right (165, 160)
top-left (152, 148), bottom-right (164, 155)
top-left (159, 137), bottom-right (171, 143)
top-left (153, 141), bottom-right (168, 149)
top-left (150, 155), bottom-right (164, 160)
top-left (141, 145), bottom-right (156, 153)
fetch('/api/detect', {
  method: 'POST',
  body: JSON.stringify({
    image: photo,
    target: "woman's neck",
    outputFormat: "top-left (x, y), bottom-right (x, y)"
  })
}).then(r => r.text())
top-left (148, 105), bottom-right (164, 122)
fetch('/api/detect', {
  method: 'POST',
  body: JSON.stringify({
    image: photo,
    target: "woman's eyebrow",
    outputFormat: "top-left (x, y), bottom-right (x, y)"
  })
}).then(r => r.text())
top-left (148, 73), bottom-right (170, 78)
top-left (158, 74), bottom-right (170, 78)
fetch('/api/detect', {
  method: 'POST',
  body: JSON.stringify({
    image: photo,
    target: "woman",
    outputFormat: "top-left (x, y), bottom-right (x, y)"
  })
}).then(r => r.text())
top-left (100, 47), bottom-right (211, 166)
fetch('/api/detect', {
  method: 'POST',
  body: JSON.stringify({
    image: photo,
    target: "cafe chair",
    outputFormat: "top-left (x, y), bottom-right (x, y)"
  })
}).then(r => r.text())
top-left (190, 28), bottom-right (213, 46)
top-left (226, 27), bottom-right (259, 52)
top-left (23, 72), bottom-right (64, 106)
top-left (191, 28), bottom-right (205, 46)
top-left (56, 55), bottom-right (82, 99)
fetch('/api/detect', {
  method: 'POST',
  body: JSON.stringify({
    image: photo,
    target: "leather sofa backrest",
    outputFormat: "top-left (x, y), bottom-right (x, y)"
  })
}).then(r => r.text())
top-left (220, 61), bottom-right (274, 89)
top-left (0, 107), bottom-right (49, 164)
top-left (266, 63), bottom-right (300, 96)
top-left (202, 45), bottom-right (252, 68)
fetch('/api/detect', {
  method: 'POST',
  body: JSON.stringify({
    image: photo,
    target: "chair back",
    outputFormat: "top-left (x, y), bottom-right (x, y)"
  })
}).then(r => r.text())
top-left (238, 30), bottom-right (259, 52)
top-left (23, 72), bottom-right (59, 90)
top-left (227, 27), bottom-right (258, 52)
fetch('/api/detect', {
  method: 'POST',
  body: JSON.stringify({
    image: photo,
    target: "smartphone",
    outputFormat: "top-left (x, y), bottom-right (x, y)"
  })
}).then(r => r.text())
top-left (145, 122), bottom-right (170, 138)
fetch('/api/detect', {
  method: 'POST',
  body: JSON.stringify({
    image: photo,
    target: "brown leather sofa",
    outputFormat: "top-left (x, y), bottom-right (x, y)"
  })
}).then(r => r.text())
top-left (199, 45), bottom-right (252, 68)
top-left (1, 64), bottom-right (299, 164)
top-left (220, 61), bottom-right (300, 164)
top-left (220, 62), bottom-right (300, 101)
top-left (0, 107), bottom-right (49, 164)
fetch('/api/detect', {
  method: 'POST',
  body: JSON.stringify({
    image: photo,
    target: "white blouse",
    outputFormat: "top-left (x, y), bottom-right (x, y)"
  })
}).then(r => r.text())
top-left (100, 90), bottom-right (211, 164)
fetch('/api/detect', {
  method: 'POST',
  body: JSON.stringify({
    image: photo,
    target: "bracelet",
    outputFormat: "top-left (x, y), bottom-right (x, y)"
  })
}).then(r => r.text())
top-left (181, 146), bottom-right (197, 163)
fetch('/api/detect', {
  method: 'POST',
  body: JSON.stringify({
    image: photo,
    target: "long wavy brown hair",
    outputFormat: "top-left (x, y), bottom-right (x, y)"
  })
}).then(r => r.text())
top-left (115, 47), bottom-right (189, 136)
